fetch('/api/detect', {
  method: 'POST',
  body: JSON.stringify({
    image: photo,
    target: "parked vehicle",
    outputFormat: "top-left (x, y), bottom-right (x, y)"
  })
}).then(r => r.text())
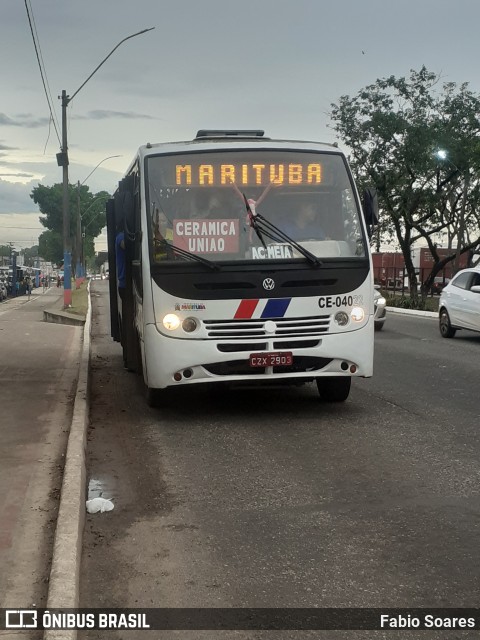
top-left (430, 277), bottom-right (449, 295)
top-left (374, 287), bottom-right (387, 331)
top-left (439, 267), bottom-right (480, 338)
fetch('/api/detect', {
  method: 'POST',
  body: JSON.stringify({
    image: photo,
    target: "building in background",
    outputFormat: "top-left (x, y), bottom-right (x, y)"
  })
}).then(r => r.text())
top-left (372, 248), bottom-right (469, 292)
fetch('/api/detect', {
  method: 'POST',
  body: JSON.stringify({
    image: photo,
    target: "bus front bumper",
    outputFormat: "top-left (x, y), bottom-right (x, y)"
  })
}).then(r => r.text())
top-left (142, 319), bottom-right (374, 390)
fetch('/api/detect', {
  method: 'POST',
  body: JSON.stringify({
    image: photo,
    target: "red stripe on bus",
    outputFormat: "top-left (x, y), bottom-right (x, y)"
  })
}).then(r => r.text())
top-left (234, 299), bottom-right (259, 319)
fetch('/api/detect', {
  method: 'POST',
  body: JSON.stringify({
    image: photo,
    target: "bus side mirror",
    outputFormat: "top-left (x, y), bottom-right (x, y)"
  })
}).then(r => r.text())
top-left (362, 187), bottom-right (379, 239)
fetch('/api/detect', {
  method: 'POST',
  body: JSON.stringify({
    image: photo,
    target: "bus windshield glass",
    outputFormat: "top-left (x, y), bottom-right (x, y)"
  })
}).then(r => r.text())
top-left (146, 150), bottom-right (366, 264)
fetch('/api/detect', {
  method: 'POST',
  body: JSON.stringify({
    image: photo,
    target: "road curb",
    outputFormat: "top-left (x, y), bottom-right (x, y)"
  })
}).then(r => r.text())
top-left (44, 307), bottom-right (86, 326)
top-left (44, 284), bottom-right (91, 640)
top-left (386, 306), bottom-right (438, 319)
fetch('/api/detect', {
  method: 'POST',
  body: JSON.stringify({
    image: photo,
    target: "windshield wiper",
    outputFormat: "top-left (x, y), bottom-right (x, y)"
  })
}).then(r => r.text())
top-left (157, 238), bottom-right (220, 271)
top-left (243, 195), bottom-right (322, 267)
top-left (243, 195), bottom-right (269, 251)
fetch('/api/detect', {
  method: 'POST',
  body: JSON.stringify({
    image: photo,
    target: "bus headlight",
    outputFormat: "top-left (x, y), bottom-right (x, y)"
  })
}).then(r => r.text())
top-left (163, 313), bottom-right (181, 330)
top-left (334, 311), bottom-right (349, 326)
top-left (182, 317), bottom-right (198, 333)
top-left (351, 307), bottom-right (365, 322)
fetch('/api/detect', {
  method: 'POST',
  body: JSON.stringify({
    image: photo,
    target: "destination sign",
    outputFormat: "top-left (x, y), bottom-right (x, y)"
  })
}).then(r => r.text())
top-left (175, 163), bottom-right (322, 187)
top-left (173, 219), bottom-right (240, 254)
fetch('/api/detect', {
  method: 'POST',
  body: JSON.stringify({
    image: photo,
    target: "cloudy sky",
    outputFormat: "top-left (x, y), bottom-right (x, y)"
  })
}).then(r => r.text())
top-left (2, 0), bottom-right (480, 251)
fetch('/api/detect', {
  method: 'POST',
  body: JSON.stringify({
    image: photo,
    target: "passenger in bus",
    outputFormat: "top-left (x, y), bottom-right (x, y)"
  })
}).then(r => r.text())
top-left (152, 207), bottom-right (174, 260)
top-left (152, 208), bottom-right (171, 242)
top-left (193, 190), bottom-right (225, 219)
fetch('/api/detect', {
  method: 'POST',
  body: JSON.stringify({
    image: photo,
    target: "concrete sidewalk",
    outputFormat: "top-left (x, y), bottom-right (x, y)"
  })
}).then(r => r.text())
top-left (0, 284), bottom-right (91, 640)
top-left (0, 286), bottom-right (87, 633)
top-left (43, 297), bottom-right (86, 327)
top-left (0, 285), bottom-right (54, 308)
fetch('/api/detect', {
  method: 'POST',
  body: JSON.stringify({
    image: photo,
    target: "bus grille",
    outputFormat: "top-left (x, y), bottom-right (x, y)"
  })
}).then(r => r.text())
top-left (217, 339), bottom-right (321, 353)
top-left (203, 357), bottom-right (333, 376)
top-left (203, 315), bottom-right (330, 339)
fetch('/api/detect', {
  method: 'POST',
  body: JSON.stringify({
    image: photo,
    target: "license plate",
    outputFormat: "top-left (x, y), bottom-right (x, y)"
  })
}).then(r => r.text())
top-left (249, 351), bottom-right (293, 368)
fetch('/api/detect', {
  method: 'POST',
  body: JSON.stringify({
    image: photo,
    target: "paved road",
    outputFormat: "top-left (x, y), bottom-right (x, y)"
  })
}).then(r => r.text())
top-left (80, 284), bottom-right (480, 639)
top-left (0, 288), bottom-right (82, 620)
top-left (373, 312), bottom-right (480, 424)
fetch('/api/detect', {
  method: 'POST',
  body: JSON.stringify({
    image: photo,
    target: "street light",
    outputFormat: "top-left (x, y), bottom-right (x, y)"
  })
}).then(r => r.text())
top-left (75, 155), bottom-right (121, 283)
top-left (58, 27), bottom-right (154, 308)
top-left (78, 194), bottom-right (112, 278)
top-left (435, 149), bottom-right (469, 274)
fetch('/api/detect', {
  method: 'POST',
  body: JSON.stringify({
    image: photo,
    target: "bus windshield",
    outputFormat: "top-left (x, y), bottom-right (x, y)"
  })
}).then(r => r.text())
top-left (146, 150), bottom-right (366, 264)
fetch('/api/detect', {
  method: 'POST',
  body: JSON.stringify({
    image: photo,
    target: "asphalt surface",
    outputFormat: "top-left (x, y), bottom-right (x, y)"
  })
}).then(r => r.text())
top-left (0, 288), bottom-right (82, 628)
top-left (78, 283), bottom-right (480, 640)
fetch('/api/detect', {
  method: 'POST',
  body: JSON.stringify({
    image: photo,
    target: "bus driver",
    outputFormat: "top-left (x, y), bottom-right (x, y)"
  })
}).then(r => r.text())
top-left (282, 202), bottom-right (326, 241)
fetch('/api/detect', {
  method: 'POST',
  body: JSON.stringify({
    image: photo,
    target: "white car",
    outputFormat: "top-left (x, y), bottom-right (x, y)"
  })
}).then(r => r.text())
top-left (439, 267), bottom-right (480, 338)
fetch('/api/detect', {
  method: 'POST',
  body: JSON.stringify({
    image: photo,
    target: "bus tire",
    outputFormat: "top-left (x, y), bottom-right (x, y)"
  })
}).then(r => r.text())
top-left (316, 377), bottom-right (351, 402)
top-left (145, 385), bottom-right (174, 408)
top-left (135, 330), bottom-right (143, 377)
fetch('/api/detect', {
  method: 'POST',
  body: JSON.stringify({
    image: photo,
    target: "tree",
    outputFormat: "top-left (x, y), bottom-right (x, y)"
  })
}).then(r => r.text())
top-left (30, 183), bottom-right (110, 269)
top-left (21, 245), bottom-right (39, 267)
top-left (330, 67), bottom-right (480, 302)
top-left (0, 245), bottom-right (12, 260)
top-left (38, 230), bottom-right (62, 265)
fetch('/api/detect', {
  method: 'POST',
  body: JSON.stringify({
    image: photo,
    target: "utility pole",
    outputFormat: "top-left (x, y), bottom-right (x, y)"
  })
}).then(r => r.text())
top-left (10, 247), bottom-right (18, 298)
top-left (58, 27), bottom-right (154, 308)
top-left (59, 89), bottom-right (71, 306)
top-left (76, 180), bottom-right (82, 286)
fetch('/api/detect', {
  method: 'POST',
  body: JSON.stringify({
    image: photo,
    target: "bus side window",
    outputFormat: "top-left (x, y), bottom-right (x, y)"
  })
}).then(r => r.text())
top-left (131, 169), bottom-right (143, 297)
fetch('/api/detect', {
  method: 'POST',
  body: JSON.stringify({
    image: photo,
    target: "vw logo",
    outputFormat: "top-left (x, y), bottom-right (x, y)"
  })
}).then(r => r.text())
top-left (263, 278), bottom-right (275, 291)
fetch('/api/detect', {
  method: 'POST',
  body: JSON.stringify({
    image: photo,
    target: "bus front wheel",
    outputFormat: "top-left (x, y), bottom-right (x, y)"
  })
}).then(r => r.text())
top-left (145, 384), bottom-right (175, 408)
top-left (316, 377), bottom-right (351, 402)
top-left (145, 386), bottom-right (164, 408)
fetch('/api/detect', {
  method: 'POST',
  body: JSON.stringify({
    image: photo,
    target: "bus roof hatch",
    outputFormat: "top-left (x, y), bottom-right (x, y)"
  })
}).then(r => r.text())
top-left (195, 129), bottom-right (265, 139)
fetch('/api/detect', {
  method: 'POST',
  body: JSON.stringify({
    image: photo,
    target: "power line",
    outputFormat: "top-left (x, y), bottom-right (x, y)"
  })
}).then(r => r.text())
top-left (0, 240), bottom-right (39, 244)
top-left (44, 115), bottom-right (53, 155)
top-left (24, 0), bottom-right (61, 147)
top-left (27, 0), bottom-right (61, 135)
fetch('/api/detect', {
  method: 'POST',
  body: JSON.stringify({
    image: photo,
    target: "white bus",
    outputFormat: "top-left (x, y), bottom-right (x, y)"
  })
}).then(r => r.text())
top-left (107, 130), bottom-right (378, 406)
